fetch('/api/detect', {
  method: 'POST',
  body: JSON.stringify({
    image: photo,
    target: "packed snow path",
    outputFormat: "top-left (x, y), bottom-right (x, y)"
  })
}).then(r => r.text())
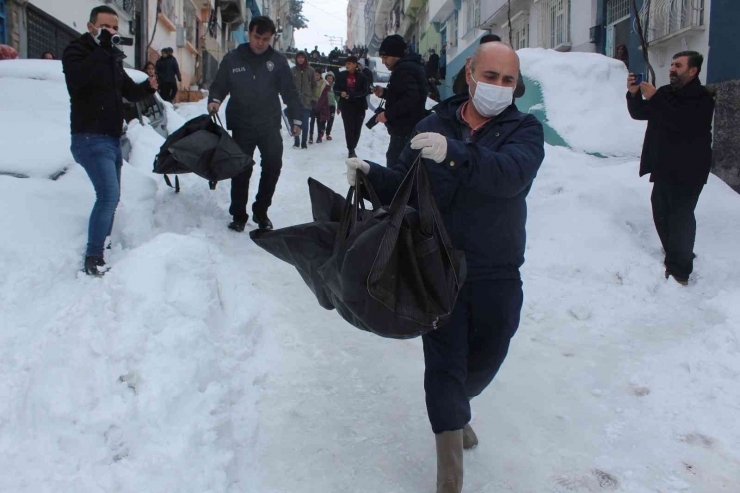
top-left (2, 80), bottom-right (740, 491)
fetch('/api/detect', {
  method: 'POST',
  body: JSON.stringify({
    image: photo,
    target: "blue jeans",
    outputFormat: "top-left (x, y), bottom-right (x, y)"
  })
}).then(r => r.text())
top-left (293, 108), bottom-right (310, 147)
top-left (71, 134), bottom-right (122, 257)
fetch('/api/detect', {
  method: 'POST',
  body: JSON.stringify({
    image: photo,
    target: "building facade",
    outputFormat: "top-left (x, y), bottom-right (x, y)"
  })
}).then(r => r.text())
top-left (347, 0), bottom-right (367, 49)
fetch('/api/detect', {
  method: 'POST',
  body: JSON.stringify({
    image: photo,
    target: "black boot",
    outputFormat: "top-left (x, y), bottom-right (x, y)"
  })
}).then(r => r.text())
top-left (348, 149), bottom-right (357, 158)
top-left (252, 208), bottom-right (274, 230)
top-left (228, 220), bottom-right (247, 233)
top-left (84, 256), bottom-right (107, 276)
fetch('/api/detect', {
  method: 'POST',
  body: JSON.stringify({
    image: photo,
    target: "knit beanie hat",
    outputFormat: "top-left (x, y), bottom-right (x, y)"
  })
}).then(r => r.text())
top-left (379, 35), bottom-right (406, 58)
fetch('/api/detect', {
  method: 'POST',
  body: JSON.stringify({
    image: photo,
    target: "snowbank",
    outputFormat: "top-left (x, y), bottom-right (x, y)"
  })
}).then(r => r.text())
top-left (519, 48), bottom-right (646, 157)
top-left (0, 61), bottom-right (149, 178)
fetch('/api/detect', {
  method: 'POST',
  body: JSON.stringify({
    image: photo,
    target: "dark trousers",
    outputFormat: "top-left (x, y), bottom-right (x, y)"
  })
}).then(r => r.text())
top-left (387, 133), bottom-right (410, 167)
top-left (326, 106), bottom-right (336, 136)
top-left (422, 279), bottom-right (523, 434)
top-left (309, 110), bottom-right (326, 139)
top-left (229, 126), bottom-right (283, 222)
top-left (341, 105), bottom-right (365, 152)
top-left (651, 181), bottom-right (704, 280)
top-left (158, 82), bottom-right (178, 102)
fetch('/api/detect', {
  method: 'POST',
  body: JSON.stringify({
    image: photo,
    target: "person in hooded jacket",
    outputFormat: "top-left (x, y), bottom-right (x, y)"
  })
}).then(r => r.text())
top-left (309, 69), bottom-right (330, 143)
top-left (207, 16), bottom-right (304, 232)
top-left (156, 47), bottom-right (181, 102)
top-left (371, 35), bottom-right (429, 166)
top-left (347, 42), bottom-right (545, 493)
top-left (324, 72), bottom-right (337, 141)
top-left (62, 5), bottom-right (158, 276)
top-left (290, 51), bottom-right (317, 149)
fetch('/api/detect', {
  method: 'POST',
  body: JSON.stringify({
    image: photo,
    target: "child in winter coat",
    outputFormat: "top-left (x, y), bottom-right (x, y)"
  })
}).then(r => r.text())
top-left (325, 72), bottom-right (337, 140)
top-left (309, 70), bottom-right (332, 143)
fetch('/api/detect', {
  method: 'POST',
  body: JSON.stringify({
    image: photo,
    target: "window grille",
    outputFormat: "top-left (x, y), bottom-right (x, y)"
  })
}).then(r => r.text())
top-left (539, 0), bottom-right (571, 49)
top-left (505, 11), bottom-right (530, 50)
top-left (606, 0), bottom-right (630, 25)
top-left (638, 0), bottom-right (705, 43)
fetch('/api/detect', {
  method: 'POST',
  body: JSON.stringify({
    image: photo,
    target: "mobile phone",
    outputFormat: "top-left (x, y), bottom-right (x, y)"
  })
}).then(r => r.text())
top-left (631, 73), bottom-right (644, 86)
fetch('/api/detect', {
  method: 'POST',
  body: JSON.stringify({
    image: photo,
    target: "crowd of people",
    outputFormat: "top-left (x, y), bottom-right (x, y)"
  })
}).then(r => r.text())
top-left (15, 5), bottom-right (712, 493)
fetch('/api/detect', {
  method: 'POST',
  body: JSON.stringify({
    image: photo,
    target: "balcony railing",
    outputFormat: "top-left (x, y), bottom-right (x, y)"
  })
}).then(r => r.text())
top-left (639, 0), bottom-right (705, 44)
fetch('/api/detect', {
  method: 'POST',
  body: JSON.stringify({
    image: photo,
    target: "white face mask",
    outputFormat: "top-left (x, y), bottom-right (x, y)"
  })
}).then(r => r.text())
top-left (469, 75), bottom-right (514, 117)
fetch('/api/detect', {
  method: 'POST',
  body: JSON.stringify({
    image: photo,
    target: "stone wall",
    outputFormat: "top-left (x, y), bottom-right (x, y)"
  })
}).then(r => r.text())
top-left (710, 79), bottom-right (740, 193)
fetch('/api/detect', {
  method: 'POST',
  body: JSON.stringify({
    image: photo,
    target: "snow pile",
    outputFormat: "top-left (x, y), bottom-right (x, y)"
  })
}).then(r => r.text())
top-left (0, 60), bottom-right (148, 178)
top-left (519, 48), bottom-right (647, 157)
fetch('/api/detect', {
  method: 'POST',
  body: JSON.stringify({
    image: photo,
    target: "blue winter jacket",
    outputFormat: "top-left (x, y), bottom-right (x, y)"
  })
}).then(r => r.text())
top-left (366, 94), bottom-right (545, 281)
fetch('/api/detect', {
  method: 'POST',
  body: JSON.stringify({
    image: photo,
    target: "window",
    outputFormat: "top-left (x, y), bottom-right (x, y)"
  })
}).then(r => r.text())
top-left (0, 0), bottom-right (6, 45)
top-left (539, 0), bottom-right (571, 49)
top-left (184, 0), bottom-right (196, 46)
top-left (449, 11), bottom-right (458, 46)
top-left (505, 11), bottom-right (529, 50)
top-left (465, 0), bottom-right (480, 33)
top-left (440, 25), bottom-right (447, 50)
top-left (606, 0), bottom-right (630, 25)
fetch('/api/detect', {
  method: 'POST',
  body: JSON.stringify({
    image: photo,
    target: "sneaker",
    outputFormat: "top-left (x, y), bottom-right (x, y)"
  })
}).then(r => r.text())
top-left (292, 144), bottom-right (300, 149)
top-left (348, 150), bottom-right (357, 158)
top-left (326, 135), bottom-right (333, 141)
top-left (301, 144), bottom-right (308, 150)
top-left (228, 220), bottom-right (247, 233)
top-left (84, 255), bottom-right (106, 276)
top-left (309, 137), bottom-right (314, 144)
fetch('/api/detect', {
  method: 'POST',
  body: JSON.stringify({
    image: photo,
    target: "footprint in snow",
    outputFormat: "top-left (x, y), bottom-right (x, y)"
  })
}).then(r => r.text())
top-left (679, 432), bottom-right (715, 449)
top-left (553, 469), bottom-right (619, 491)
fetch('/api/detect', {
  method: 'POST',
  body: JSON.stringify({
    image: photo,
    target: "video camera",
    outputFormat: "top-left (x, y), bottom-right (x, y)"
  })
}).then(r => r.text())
top-left (365, 101), bottom-right (385, 130)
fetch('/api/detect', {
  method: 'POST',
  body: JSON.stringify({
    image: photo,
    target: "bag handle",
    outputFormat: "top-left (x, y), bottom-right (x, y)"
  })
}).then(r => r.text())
top-left (333, 172), bottom-right (381, 255)
top-left (211, 112), bottom-right (225, 128)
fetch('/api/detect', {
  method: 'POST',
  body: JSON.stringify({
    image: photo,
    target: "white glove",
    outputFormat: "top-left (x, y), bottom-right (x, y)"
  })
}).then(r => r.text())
top-left (346, 157), bottom-right (370, 186)
top-left (410, 132), bottom-right (448, 163)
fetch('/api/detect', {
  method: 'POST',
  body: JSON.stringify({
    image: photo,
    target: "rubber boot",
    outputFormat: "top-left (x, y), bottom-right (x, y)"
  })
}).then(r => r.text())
top-left (463, 423), bottom-right (478, 450)
top-left (435, 430), bottom-right (463, 493)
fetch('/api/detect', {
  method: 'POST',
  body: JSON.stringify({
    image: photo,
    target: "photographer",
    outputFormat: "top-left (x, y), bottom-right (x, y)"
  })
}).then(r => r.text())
top-left (333, 55), bottom-right (368, 158)
top-left (371, 35), bottom-right (428, 166)
top-left (62, 5), bottom-right (157, 276)
top-left (626, 51), bottom-right (715, 286)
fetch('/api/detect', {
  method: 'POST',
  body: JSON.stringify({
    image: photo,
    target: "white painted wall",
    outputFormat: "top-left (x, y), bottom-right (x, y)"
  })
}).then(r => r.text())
top-left (570, 0), bottom-right (598, 53)
top-left (646, 0), bottom-right (711, 88)
top-left (28, 0), bottom-right (136, 61)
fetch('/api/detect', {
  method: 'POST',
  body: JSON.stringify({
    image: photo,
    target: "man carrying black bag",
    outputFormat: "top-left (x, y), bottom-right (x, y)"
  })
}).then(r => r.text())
top-left (347, 42), bottom-right (545, 493)
top-left (207, 16), bottom-right (304, 231)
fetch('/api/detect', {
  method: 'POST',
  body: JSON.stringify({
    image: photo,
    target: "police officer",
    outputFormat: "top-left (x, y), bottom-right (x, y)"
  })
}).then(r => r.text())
top-left (208, 16), bottom-right (304, 232)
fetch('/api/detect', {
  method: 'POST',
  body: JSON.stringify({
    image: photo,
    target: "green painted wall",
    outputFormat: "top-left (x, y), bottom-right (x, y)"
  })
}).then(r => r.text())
top-left (419, 23), bottom-right (440, 55)
top-left (515, 76), bottom-right (570, 149)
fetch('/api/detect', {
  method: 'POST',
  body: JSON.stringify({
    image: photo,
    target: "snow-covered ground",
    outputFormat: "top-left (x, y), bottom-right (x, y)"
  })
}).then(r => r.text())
top-left (1, 56), bottom-right (739, 493)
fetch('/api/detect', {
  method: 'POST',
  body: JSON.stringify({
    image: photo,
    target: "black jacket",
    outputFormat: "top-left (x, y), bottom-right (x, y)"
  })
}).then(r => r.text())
top-left (366, 94), bottom-right (545, 280)
top-left (627, 78), bottom-right (715, 185)
top-left (378, 54), bottom-right (429, 136)
top-left (426, 53), bottom-right (440, 78)
top-left (209, 44), bottom-right (304, 130)
top-left (62, 33), bottom-right (155, 138)
top-left (333, 70), bottom-right (369, 110)
top-left (155, 55), bottom-right (181, 84)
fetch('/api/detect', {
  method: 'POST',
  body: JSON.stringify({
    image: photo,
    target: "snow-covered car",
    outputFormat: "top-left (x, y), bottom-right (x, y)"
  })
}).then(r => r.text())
top-left (368, 56), bottom-right (391, 83)
top-left (0, 59), bottom-right (165, 178)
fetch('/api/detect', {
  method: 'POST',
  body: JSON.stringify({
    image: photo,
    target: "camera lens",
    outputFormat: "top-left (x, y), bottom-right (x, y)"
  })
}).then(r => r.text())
top-left (111, 34), bottom-right (122, 45)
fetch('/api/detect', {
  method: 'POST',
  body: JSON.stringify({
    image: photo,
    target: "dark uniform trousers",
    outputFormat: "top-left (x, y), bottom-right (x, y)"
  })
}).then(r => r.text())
top-left (386, 133), bottom-right (411, 167)
top-left (229, 126), bottom-right (283, 222)
top-left (422, 278), bottom-right (523, 434)
top-left (651, 181), bottom-right (704, 280)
